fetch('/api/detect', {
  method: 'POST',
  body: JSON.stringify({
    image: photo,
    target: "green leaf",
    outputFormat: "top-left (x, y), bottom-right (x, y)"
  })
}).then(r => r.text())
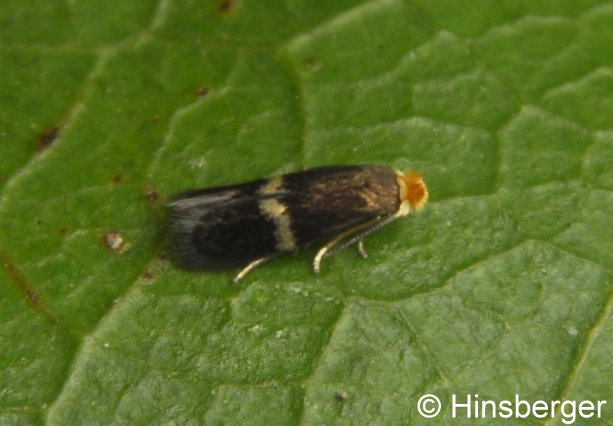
top-left (1, 0), bottom-right (612, 424)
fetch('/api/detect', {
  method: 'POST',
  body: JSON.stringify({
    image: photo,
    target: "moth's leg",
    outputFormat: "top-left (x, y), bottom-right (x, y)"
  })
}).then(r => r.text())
top-left (233, 256), bottom-right (274, 283)
top-left (313, 231), bottom-right (352, 273)
top-left (324, 214), bottom-right (398, 261)
top-left (313, 214), bottom-right (398, 273)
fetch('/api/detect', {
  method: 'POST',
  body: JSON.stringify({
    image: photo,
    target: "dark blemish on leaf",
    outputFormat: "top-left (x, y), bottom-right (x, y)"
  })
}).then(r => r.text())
top-left (111, 174), bottom-right (123, 184)
top-left (196, 87), bottom-right (209, 97)
top-left (101, 231), bottom-right (128, 253)
top-left (145, 188), bottom-right (160, 202)
top-left (217, 0), bottom-right (236, 12)
top-left (0, 250), bottom-right (42, 308)
top-left (157, 251), bottom-right (168, 261)
top-left (335, 391), bottom-right (348, 401)
top-left (142, 269), bottom-right (155, 279)
top-left (26, 289), bottom-right (39, 304)
top-left (150, 116), bottom-right (161, 125)
top-left (37, 126), bottom-right (61, 151)
top-left (58, 227), bottom-right (68, 238)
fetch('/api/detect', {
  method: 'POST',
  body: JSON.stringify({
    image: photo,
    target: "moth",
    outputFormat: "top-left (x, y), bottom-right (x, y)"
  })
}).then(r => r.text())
top-left (168, 165), bottom-right (428, 281)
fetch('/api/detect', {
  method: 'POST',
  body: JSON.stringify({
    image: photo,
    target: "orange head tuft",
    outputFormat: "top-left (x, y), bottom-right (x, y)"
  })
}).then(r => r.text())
top-left (401, 170), bottom-right (428, 211)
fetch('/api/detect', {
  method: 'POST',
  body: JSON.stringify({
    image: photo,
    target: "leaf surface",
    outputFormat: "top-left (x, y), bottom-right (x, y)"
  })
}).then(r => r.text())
top-left (0, 0), bottom-right (611, 424)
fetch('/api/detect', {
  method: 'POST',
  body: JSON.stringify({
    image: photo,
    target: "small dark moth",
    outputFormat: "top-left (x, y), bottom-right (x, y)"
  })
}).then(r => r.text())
top-left (168, 165), bottom-right (428, 281)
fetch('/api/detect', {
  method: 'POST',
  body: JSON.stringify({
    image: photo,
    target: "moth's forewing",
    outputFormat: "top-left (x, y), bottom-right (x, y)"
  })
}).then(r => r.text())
top-left (168, 165), bottom-right (401, 271)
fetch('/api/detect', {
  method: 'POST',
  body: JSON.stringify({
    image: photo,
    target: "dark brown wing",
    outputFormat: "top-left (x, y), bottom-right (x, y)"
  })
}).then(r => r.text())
top-left (279, 165), bottom-right (400, 247)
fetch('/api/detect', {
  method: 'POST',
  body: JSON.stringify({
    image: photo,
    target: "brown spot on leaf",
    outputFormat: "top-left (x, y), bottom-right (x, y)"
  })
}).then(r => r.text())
top-left (335, 391), bottom-right (349, 401)
top-left (111, 174), bottom-right (123, 184)
top-left (217, 0), bottom-right (236, 12)
top-left (26, 289), bottom-right (39, 304)
top-left (196, 87), bottom-right (209, 97)
top-left (157, 251), bottom-right (168, 261)
top-left (142, 269), bottom-right (155, 279)
top-left (37, 126), bottom-right (61, 151)
top-left (0, 250), bottom-right (42, 308)
top-left (145, 188), bottom-right (159, 202)
top-left (58, 227), bottom-right (68, 238)
top-left (101, 231), bottom-right (128, 253)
